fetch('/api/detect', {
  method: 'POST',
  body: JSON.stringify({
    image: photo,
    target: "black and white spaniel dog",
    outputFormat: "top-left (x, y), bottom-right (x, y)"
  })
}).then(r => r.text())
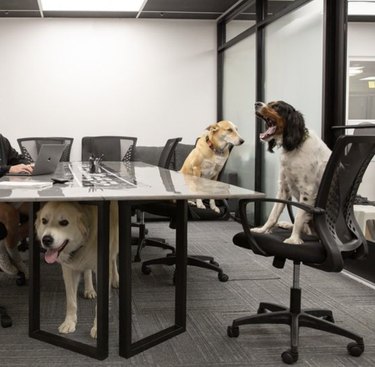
top-left (252, 101), bottom-right (331, 244)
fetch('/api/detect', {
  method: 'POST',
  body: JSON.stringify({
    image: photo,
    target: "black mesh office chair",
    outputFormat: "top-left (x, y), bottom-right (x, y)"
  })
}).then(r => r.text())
top-left (17, 137), bottom-right (74, 163)
top-left (140, 142), bottom-right (234, 282)
top-left (227, 135), bottom-right (375, 364)
top-left (132, 137), bottom-right (182, 261)
top-left (0, 222), bottom-right (12, 328)
top-left (81, 136), bottom-right (137, 161)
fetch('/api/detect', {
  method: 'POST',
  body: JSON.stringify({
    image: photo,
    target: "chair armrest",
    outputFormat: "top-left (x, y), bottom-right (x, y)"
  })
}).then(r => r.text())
top-left (239, 197), bottom-right (326, 215)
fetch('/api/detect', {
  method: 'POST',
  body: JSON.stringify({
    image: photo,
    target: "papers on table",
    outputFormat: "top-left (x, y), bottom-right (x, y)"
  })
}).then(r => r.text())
top-left (0, 180), bottom-right (53, 189)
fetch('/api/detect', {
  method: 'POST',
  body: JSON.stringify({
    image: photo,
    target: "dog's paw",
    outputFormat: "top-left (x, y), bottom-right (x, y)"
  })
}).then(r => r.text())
top-left (58, 320), bottom-right (76, 334)
top-left (84, 288), bottom-right (97, 299)
top-left (90, 325), bottom-right (97, 339)
top-left (111, 278), bottom-right (119, 289)
top-left (283, 236), bottom-right (303, 245)
top-left (277, 221), bottom-right (293, 230)
top-left (251, 226), bottom-right (269, 234)
top-left (210, 205), bottom-right (220, 213)
top-left (196, 199), bottom-right (205, 209)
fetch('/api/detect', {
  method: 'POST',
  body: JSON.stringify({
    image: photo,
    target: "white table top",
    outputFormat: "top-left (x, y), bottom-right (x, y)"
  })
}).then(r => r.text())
top-left (0, 161), bottom-right (264, 202)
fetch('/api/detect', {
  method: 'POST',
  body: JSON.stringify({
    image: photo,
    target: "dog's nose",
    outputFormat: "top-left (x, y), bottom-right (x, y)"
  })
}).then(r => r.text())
top-left (239, 138), bottom-right (245, 145)
top-left (42, 235), bottom-right (54, 248)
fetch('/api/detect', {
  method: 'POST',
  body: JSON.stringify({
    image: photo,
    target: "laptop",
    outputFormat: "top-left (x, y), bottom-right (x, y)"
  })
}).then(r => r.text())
top-left (8, 144), bottom-right (66, 176)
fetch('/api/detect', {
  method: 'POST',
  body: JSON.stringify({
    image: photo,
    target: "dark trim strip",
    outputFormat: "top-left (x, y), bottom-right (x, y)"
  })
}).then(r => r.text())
top-left (348, 15), bottom-right (375, 22)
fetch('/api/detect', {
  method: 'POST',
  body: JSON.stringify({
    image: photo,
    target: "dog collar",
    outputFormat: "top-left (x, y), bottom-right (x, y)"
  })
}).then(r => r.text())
top-left (205, 136), bottom-right (225, 155)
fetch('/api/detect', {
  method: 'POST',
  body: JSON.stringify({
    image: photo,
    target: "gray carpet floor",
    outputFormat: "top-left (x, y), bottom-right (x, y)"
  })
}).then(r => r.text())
top-left (1, 219), bottom-right (375, 366)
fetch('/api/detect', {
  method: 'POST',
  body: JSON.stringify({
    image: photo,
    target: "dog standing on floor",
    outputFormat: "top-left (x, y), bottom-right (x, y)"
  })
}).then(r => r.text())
top-left (252, 101), bottom-right (331, 244)
top-left (35, 201), bottom-right (119, 338)
top-left (180, 120), bottom-right (244, 213)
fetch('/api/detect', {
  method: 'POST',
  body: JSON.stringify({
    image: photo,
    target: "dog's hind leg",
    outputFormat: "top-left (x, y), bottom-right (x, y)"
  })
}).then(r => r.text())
top-left (83, 270), bottom-right (97, 299)
top-left (59, 266), bottom-right (81, 334)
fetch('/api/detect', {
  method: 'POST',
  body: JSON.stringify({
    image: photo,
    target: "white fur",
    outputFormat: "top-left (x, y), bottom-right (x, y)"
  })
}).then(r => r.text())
top-left (35, 201), bottom-right (119, 338)
top-left (252, 131), bottom-right (331, 244)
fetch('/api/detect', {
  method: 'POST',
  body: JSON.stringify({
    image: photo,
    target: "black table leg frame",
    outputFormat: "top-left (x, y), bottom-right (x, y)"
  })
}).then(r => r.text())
top-left (29, 201), bottom-right (110, 360)
top-left (119, 200), bottom-right (188, 358)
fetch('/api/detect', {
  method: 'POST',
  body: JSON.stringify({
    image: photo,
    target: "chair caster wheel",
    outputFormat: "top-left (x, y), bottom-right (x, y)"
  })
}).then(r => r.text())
top-left (347, 342), bottom-right (364, 357)
top-left (281, 349), bottom-right (298, 364)
top-left (227, 325), bottom-right (239, 338)
top-left (16, 272), bottom-right (26, 286)
top-left (218, 272), bottom-right (229, 282)
top-left (141, 265), bottom-right (151, 275)
top-left (134, 254), bottom-right (141, 262)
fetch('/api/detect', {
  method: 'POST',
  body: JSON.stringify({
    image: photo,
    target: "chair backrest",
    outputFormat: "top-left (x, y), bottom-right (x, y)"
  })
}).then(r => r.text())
top-left (158, 137), bottom-right (182, 169)
top-left (17, 137), bottom-right (73, 163)
top-left (314, 135), bottom-right (375, 271)
top-left (81, 136), bottom-right (137, 161)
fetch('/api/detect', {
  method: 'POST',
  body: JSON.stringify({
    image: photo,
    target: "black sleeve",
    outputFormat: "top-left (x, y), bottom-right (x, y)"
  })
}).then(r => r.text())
top-left (0, 135), bottom-right (28, 168)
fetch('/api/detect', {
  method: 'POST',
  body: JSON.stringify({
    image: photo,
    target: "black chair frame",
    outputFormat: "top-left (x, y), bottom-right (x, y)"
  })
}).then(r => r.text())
top-left (228, 135), bottom-right (375, 364)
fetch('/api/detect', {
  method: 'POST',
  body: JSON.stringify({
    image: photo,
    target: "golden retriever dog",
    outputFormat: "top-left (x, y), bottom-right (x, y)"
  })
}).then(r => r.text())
top-left (180, 120), bottom-right (244, 212)
top-left (35, 201), bottom-right (119, 339)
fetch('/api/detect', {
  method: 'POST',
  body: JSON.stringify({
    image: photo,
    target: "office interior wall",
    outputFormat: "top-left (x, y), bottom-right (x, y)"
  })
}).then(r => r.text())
top-left (348, 22), bottom-right (375, 199)
top-left (222, 35), bottom-right (256, 191)
top-left (263, 0), bottom-right (324, 219)
top-left (0, 19), bottom-right (216, 161)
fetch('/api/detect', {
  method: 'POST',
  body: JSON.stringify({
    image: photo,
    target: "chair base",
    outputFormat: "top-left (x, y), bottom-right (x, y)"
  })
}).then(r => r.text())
top-left (141, 254), bottom-right (229, 282)
top-left (228, 298), bottom-right (364, 364)
top-left (134, 238), bottom-right (175, 262)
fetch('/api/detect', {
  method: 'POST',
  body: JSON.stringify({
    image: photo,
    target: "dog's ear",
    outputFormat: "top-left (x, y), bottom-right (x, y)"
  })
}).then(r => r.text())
top-left (34, 210), bottom-right (41, 231)
top-left (77, 208), bottom-right (90, 239)
top-left (206, 123), bottom-right (219, 132)
top-left (281, 105), bottom-right (306, 151)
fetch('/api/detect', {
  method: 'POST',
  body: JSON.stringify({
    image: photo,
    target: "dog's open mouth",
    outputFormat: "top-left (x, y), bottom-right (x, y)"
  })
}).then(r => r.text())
top-left (256, 112), bottom-right (277, 140)
top-left (44, 240), bottom-right (69, 264)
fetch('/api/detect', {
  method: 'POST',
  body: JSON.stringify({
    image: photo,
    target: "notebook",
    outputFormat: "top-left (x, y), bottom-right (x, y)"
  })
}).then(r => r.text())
top-left (7, 144), bottom-right (66, 176)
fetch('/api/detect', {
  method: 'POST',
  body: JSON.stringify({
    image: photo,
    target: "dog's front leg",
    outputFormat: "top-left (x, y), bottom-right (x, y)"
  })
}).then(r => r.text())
top-left (59, 266), bottom-right (81, 334)
top-left (283, 208), bottom-right (308, 244)
top-left (83, 270), bottom-right (97, 299)
top-left (209, 199), bottom-right (220, 213)
top-left (252, 177), bottom-right (289, 234)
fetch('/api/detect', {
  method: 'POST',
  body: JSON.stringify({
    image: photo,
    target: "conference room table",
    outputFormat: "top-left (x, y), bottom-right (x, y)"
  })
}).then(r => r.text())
top-left (0, 161), bottom-right (264, 360)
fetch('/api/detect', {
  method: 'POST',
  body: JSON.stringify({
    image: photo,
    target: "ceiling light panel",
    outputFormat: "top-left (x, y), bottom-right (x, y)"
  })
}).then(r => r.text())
top-left (40, 0), bottom-right (145, 12)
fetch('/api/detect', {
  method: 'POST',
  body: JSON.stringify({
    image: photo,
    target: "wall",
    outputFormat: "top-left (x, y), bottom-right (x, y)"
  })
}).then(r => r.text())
top-left (0, 18), bottom-right (217, 161)
top-left (348, 22), bottom-right (375, 200)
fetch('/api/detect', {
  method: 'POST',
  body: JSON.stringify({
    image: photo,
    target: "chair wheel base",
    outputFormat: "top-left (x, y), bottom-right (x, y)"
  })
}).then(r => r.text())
top-left (347, 342), bottom-right (364, 357)
top-left (281, 349), bottom-right (298, 364)
top-left (227, 325), bottom-right (239, 338)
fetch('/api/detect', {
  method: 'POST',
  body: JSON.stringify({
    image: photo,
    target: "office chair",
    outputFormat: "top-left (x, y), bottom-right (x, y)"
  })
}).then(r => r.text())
top-left (140, 142), bottom-right (234, 282)
top-left (81, 136), bottom-right (137, 161)
top-left (17, 136), bottom-right (74, 162)
top-left (132, 137), bottom-right (182, 261)
top-left (0, 222), bottom-right (13, 328)
top-left (227, 135), bottom-right (375, 364)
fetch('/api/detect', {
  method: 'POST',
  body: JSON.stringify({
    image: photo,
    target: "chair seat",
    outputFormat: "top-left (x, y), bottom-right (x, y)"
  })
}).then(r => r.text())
top-left (233, 228), bottom-right (326, 264)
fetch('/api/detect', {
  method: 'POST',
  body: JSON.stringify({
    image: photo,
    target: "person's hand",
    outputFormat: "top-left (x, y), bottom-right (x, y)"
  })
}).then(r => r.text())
top-left (8, 164), bottom-right (34, 175)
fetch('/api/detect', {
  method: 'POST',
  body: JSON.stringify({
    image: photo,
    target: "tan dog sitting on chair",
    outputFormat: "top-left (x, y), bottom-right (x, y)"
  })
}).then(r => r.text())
top-left (180, 120), bottom-right (244, 213)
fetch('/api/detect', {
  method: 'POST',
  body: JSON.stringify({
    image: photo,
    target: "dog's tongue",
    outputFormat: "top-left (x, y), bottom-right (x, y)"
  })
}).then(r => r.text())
top-left (260, 125), bottom-right (276, 140)
top-left (45, 249), bottom-right (59, 264)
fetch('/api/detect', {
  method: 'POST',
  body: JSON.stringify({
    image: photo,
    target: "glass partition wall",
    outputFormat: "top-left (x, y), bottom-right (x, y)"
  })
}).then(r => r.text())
top-left (218, 0), bottom-right (345, 224)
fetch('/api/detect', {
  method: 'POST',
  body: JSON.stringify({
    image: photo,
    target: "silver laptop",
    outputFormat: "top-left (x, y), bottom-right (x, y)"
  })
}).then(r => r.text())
top-left (8, 144), bottom-right (66, 176)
